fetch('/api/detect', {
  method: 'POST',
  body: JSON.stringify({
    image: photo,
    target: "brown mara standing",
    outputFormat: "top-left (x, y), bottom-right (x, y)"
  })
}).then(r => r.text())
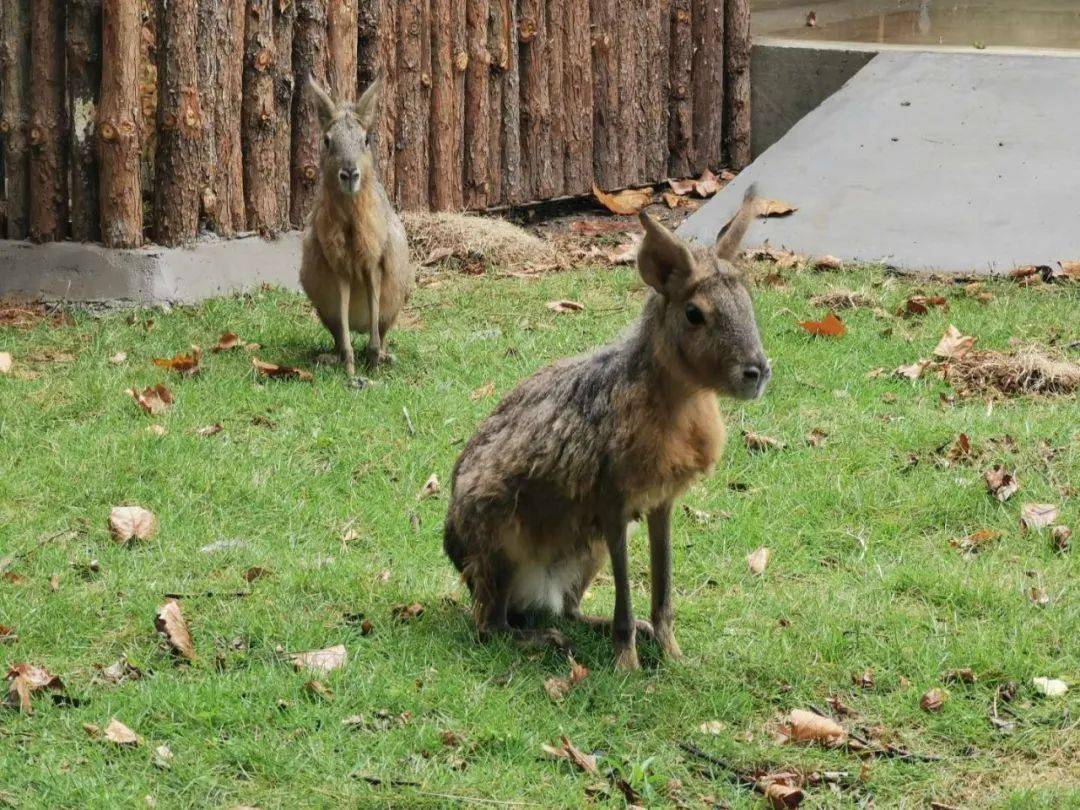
top-left (444, 187), bottom-right (770, 670)
top-left (299, 75), bottom-right (414, 377)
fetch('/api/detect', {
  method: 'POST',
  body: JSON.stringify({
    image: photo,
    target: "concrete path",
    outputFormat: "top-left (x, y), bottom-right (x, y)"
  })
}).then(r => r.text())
top-left (679, 50), bottom-right (1080, 275)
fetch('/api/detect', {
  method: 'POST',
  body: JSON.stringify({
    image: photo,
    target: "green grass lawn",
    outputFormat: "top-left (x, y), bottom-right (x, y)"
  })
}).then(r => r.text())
top-left (1, 263), bottom-right (1077, 808)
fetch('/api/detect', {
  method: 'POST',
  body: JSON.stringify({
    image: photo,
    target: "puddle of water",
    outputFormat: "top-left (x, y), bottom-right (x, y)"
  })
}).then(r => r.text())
top-left (756, 0), bottom-right (1080, 49)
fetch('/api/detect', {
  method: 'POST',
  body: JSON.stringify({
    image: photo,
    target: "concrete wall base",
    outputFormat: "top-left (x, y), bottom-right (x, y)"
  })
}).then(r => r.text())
top-left (0, 232), bottom-right (303, 304)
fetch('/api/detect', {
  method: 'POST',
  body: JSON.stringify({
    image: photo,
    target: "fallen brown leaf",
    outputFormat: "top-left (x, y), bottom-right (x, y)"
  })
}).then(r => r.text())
top-left (764, 781), bottom-right (804, 809)
top-left (541, 736), bottom-right (598, 774)
top-left (1028, 587), bottom-right (1050, 607)
top-left (942, 433), bottom-right (973, 465)
top-left (757, 198), bottom-right (798, 218)
top-left (305, 679), bottom-right (334, 701)
top-left (810, 289), bottom-right (871, 309)
top-left (196, 423), bottom-right (223, 437)
top-left (569, 218), bottom-right (638, 236)
top-left (211, 332), bottom-right (243, 352)
top-left (920, 688), bottom-right (948, 712)
top-left (697, 720), bottom-right (727, 734)
top-left (813, 255), bottom-right (843, 270)
top-left (127, 384), bottom-right (174, 415)
top-left (944, 668), bottom-right (976, 684)
top-left (98, 659), bottom-right (142, 685)
top-left (745, 245), bottom-right (806, 269)
top-left (662, 191), bottom-right (695, 209)
top-left (243, 566), bottom-right (271, 583)
top-left (360, 618), bottom-right (374, 636)
top-left (417, 473), bottom-right (440, 500)
top-left (289, 644), bottom-right (347, 673)
top-left (0, 352), bottom-right (12, 374)
top-left (543, 658), bottom-right (589, 703)
top-left (546, 299), bottom-right (585, 314)
top-left (745, 431), bottom-right (785, 452)
top-left (5, 663), bottom-right (65, 714)
top-left (894, 359), bottom-right (931, 380)
top-left (104, 718), bottom-right (142, 746)
top-left (153, 347), bottom-right (201, 375)
top-left (780, 709), bottom-right (846, 746)
top-left (984, 466), bottom-right (1019, 502)
top-left (798, 312), bottom-right (846, 337)
top-left (469, 381), bottom-right (495, 400)
top-left (806, 428), bottom-right (828, 447)
top-left (592, 184), bottom-right (653, 216)
top-left (951, 529), bottom-right (1002, 554)
top-left (900, 295), bottom-right (949, 317)
top-left (1051, 524), bottom-right (1071, 552)
top-left (109, 506), bottom-right (158, 543)
top-left (826, 696), bottom-right (858, 718)
top-left (0, 625), bottom-right (16, 644)
top-left (153, 744), bottom-right (173, 769)
top-left (252, 358), bottom-right (313, 382)
top-left (1056, 260), bottom-right (1080, 280)
top-left (933, 325), bottom-right (976, 359)
top-left (155, 600), bottom-right (195, 661)
top-left (747, 547), bottom-right (771, 575)
top-left (391, 602), bottom-right (425, 623)
top-left (1020, 503), bottom-right (1059, 531)
top-left (852, 668), bottom-right (875, 689)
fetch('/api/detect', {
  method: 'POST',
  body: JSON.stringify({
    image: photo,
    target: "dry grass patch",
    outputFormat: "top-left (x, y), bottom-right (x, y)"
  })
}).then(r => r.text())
top-left (942, 346), bottom-right (1080, 398)
top-left (403, 211), bottom-right (560, 272)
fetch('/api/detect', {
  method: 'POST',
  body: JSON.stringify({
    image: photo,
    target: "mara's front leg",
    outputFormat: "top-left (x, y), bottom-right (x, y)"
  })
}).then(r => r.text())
top-left (335, 275), bottom-right (356, 377)
top-left (648, 502), bottom-right (683, 660)
top-left (606, 520), bottom-right (640, 671)
top-left (362, 261), bottom-right (383, 367)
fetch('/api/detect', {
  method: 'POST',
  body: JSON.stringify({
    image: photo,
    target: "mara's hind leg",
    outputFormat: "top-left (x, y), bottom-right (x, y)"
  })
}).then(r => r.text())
top-left (562, 543), bottom-right (654, 639)
top-left (473, 552), bottom-right (570, 652)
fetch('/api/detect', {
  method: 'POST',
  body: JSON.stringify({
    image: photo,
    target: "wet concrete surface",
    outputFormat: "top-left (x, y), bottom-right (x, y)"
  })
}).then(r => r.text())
top-left (679, 50), bottom-right (1080, 275)
top-left (754, 0), bottom-right (1080, 50)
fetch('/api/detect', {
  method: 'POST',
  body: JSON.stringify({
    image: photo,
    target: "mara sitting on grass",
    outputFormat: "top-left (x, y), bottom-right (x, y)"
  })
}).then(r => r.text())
top-left (300, 75), bottom-right (414, 377)
top-left (444, 187), bottom-right (771, 670)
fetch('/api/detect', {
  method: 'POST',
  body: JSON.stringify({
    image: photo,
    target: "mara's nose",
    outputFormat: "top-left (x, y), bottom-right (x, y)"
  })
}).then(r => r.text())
top-left (742, 358), bottom-right (771, 383)
top-left (338, 166), bottom-right (360, 183)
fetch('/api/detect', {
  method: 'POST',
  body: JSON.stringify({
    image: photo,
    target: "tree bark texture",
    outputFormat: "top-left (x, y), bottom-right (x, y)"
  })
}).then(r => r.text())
top-left (589, 0), bottom-right (617, 190)
top-left (485, 0), bottom-right (508, 205)
top-left (374, 0), bottom-right (397, 196)
top-left (643, 0), bottom-right (670, 182)
top-left (723, 0), bottom-right (751, 170)
top-left (154, 0), bottom-right (202, 245)
top-left (543, 0), bottom-right (565, 198)
top-left (561, 0), bottom-right (592, 196)
top-left (668, 0), bottom-right (693, 178)
top-left (429, 0), bottom-right (462, 209)
top-left (291, 0), bottom-right (327, 227)
top-left (273, 0), bottom-right (296, 223)
top-left (519, 0), bottom-right (551, 200)
top-left (67, 0), bottom-right (103, 242)
top-left (242, 0), bottom-right (280, 234)
top-left (395, 0), bottom-right (430, 210)
top-left (327, 0), bottom-right (358, 102)
top-left (462, 0), bottom-right (489, 209)
top-left (28, 0), bottom-right (67, 242)
top-left (357, 0), bottom-right (380, 89)
top-left (99, 0), bottom-right (143, 247)
top-left (1, 0), bottom-right (31, 238)
top-left (691, 0), bottom-right (723, 171)
top-left (497, 0), bottom-right (522, 205)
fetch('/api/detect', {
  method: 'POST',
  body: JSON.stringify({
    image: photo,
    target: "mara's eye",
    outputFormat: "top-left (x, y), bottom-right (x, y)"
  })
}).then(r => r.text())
top-left (323, 133), bottom-right (331, 146)
top-left (363, 131), bottom-right (371, 146)
top-left (684, 303), bottom-right (705, 326)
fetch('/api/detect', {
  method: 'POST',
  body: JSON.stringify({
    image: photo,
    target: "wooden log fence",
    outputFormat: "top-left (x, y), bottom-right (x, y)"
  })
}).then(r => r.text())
top-left (0, 0), bottom-right (751, 247)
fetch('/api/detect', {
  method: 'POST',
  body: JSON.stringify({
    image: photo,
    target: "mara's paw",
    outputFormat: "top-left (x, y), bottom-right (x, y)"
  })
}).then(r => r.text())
top-left (614, 646), bottom-right (641, 671)
top-left (363, 346), bottom-right (394, 368)
top-left (655, 626), bottom-right (684, 660)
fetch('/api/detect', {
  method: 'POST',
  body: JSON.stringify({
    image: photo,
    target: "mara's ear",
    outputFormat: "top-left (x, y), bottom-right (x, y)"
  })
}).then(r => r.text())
top-left (354, 73), bottom-right (383, 130)
top-left (309, 75), bottom-right (337, 130)
top-left (714, 183), bottom-right (758, 261)
top-left (637, 212), bottom-right (698, 296)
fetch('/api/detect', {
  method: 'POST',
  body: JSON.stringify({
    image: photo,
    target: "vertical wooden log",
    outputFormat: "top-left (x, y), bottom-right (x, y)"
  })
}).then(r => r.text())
top-left (215, 0), bottom-right (246, 234)
top-left (273, 0), bottom-right (296, 226)
top-left (67, 0), bottom-right (103, 242)
top-left (139, 2), bottom-right (158, 231)
top-left (242, 0), bottom-right (280, 234)
top-left (691, 0), bottom-right (723, 172)
top-left (327, 0), bottom-right (358, 102)
top-left (0, 0), bottom-right (31, 239)
top-left (99, 0), bottom-right (143, 247)
top-left (196, 0), bottom-right (218, 233)
top-left (589, 0), bottom-right (618, 191)
top-left (724, 0), bottom-right (751, 170)
top-left (357, 0), bottom-right (380, 88)
top-left (519, 0), bottom-right (552, 200)
top-left (613, 0), bottom-right (640, 188)
top-left (561, 0), bottom-right (592, 196)
top-left (668, 0), bottom-right (693, 178)
top-left (462, 0), bottom-right (489, 209)
top-left (498, 0), bottom-right (522, 205)
top-left (291, 0), bottom-right (327, 227)
top-left (430, 0), bottom-right (462, 209)
top-left (642, 0), bottom-right (670, 182)
top-left (375, 0), bottom-right (397, 198)
top-left (155, 0), bottom-right (202, 245)
top-left (28, 0), bottom-right (67, 242)
top-left (395, 0), bottom-right (430, 210)
top-left (485, 0), bottom-right (506, 205)
top-left (544, 0), bottom-right (565, 197)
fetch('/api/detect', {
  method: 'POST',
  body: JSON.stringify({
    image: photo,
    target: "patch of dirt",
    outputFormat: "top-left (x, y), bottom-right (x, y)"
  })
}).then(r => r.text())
top-left (940, 346), bottom-right (1080, 398)
top-left (0, 300), bottom-right (73, 330)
